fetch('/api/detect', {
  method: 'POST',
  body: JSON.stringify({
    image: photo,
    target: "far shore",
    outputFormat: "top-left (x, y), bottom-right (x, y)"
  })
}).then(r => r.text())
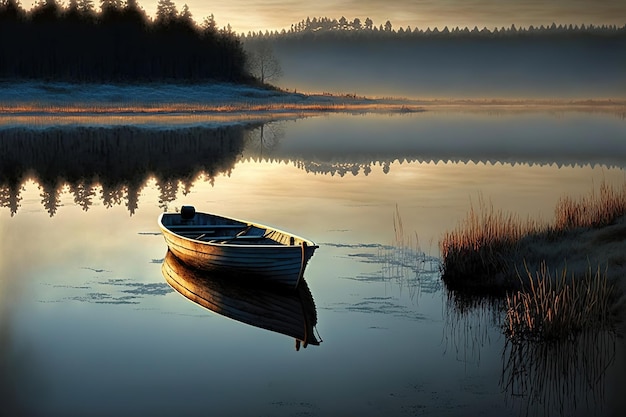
top-left (0, 81), bottom-right (625, 118)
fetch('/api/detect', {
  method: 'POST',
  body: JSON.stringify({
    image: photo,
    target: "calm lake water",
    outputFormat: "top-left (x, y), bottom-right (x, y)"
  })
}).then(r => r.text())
top-left (1, 109), bottom-right (625, 416)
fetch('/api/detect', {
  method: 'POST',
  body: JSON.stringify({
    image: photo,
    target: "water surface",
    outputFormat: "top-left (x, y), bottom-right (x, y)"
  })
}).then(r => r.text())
top-left (1, 110), bottom-right (625, 416)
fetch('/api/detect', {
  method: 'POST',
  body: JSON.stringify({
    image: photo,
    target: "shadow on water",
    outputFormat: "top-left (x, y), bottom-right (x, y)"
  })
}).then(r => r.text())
top-left (161, 251), bottom-right (321, 350)
top-left (0, 279), bottom-right (42, 416)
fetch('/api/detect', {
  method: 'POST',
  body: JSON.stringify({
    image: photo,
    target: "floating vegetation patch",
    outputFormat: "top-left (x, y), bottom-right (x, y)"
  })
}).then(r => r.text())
top-left (67, 292), bottom-right (140, 305)
top-left (41, 276), bottom-right (173, 305)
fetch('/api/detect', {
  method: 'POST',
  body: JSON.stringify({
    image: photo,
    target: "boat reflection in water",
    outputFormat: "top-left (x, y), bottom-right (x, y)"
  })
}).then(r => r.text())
top-left (162, 251), bottom-right (321, 350)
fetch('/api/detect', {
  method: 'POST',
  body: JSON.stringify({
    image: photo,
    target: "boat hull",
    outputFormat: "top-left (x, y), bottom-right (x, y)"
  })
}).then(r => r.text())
top-left (158, 208), bottom-right (317, 287)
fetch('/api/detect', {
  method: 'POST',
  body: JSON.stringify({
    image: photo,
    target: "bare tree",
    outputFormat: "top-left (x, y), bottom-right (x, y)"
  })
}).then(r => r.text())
top-left (246, 41), bottom-right (282, 84)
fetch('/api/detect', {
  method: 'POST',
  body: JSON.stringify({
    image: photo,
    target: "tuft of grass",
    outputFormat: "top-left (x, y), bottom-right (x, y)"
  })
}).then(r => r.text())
top-left (505, 262), bottom-right (616, 342)
top-left (440, 194), bottom-right (544, 290)
top-left (440, 181), bottom-right (626, 292)
top-left (555, 180), bottom-right (626, 230)
top-left (441, 180), bottom-right (626, 341)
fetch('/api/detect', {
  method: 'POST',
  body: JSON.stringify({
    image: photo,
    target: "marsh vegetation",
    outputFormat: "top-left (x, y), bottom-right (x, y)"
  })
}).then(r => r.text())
top-left (440, 180), bottom-right (626, 341)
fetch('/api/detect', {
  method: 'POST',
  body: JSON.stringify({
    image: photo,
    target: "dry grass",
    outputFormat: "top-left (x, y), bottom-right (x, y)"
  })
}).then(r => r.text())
top-left (440, 194), bottom-right (545, 291)
top-left (0, 101), bottom-right (423, 115)
top-left (505, 262), bottom-right (616, 341)
top-left (440, 181), bottom-right (626, 292)
top-left (555, 180), bottom-right (626, 229)
top-left (440, 181), bottom-right (626, 341)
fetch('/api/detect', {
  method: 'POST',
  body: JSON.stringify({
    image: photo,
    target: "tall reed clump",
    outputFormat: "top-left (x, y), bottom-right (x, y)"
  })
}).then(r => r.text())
top-left (555, 180), bottom-right (626, 230)
top-left (441, 180), bottom-right (626, 292)
top-left (505, 263), bottom-right (616, 342)
top-left (440, 194), bottom-right (544, 291)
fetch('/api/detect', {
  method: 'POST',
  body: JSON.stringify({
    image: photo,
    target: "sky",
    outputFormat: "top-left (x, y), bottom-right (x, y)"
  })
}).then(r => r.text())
top-left (138, 0), bottom-right (626, 34)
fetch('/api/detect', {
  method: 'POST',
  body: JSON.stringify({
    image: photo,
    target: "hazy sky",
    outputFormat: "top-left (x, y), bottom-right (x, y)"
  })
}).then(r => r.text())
top-left (139, 0), bottom-right (626, 34)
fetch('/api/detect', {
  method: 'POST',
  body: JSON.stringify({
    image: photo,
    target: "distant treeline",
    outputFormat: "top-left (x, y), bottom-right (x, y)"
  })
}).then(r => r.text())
top-left (244, 15), bottom-right (626, 40)
top-left (0, 0), bottom-right (250, 82)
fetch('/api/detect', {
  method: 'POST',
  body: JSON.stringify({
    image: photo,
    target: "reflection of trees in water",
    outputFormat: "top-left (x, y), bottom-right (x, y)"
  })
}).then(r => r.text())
top-left (294, 160), bottom-right (384, 177)
top-left (0, 182), bottom-right (23, 216)
top-left (0, 124), bottom-right (256, 216)
top-left (296, 158), bottom-right (626, 176)
top-left (4, 120), bottom-right (626, 215)
top-left (245, 154), bottom-right (626, 177)
top-left (243, 122), bottom-right (285, 157)
top-left (225, 117), bottom-right (625, 178)
top-left (501, 331), bottom-right (616, 417)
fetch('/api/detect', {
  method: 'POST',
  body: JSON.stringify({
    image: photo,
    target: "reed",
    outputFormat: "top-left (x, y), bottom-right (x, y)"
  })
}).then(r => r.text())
top-left (441, 180), bottom-right (626, 340)
top-left (440, 194), bottom-right (544, 290)
top-left (505, 262), bottom-right (616, 342)
top-left (378, 205), bottom-right (441, 300)
top-left (555, 180), bottom-right (626, 230)
top-left (440, 180), bottom-right (626, 291)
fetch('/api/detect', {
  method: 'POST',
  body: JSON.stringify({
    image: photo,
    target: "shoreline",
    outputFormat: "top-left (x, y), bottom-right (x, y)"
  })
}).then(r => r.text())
top-left (0, 81), bottom-right (624, 117)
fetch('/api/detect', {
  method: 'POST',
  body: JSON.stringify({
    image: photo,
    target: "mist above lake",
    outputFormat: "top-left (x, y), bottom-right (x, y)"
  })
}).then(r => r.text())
top-left (269, 36), bottom-right (626, 98)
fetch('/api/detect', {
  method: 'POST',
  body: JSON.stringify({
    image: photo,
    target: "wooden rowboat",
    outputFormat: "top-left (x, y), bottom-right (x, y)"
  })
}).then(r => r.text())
top-left (158, 206), bottom-right (318, 288)
top-left (162, 250), bottom-right (321, 349)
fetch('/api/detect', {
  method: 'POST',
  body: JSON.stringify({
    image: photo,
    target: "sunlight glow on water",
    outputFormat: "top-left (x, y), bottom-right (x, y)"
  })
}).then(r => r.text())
top-left (1, 111), bottom-right (625, 416)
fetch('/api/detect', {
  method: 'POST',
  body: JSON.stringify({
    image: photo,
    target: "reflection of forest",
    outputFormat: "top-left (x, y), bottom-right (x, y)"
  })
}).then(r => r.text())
top-left (242, 120), bottom-right (626, 177)
top-left (245, 150), bottom-right (626, 179)
top-left (0, 124), bottom-right (257, 216)
top-left (3, 121), bottom-right (626, 216)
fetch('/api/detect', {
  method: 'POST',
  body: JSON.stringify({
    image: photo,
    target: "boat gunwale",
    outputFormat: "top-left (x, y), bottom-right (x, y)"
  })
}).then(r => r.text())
top-left (157, 212), bottom-right (319, 249)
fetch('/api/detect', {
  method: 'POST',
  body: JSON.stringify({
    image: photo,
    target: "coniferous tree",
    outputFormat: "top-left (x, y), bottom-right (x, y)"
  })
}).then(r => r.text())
top-left (155, 0), bottom-right (177, 25)
top-left (0, 0), bottom-right (251, 82)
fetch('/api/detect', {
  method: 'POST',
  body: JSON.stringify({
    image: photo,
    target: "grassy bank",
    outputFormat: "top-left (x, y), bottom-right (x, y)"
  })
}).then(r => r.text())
top-left (441, 181), bottom-right (626, 289)
top-left (440, 181), bottom-right (626, 338)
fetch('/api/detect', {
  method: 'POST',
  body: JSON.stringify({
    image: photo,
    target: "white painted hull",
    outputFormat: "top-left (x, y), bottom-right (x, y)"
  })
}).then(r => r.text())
top-left (158, 208), bottom-right (317, 287)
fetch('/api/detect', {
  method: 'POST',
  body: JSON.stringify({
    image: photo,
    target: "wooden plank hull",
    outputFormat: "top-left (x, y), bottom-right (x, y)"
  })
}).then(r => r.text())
top-left (158, 207), bottom-right (318, 288)
top-left (162, 250), bottom-right (321, 348)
